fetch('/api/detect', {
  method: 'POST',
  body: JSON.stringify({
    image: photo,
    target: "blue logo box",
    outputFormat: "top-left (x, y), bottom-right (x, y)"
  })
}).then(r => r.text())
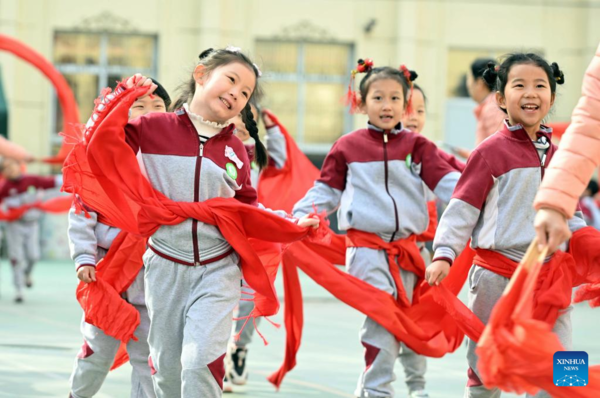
top-left (553, 351), bottom-right (588, 387)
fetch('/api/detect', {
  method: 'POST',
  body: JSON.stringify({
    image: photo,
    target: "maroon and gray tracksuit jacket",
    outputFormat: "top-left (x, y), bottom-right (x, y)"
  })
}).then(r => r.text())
top-left (293, 122), bottom-right (461, 241)
top-left (433, 121), bottom-right (586, 264)
top-left (125, 108), bottom-right (258, 266)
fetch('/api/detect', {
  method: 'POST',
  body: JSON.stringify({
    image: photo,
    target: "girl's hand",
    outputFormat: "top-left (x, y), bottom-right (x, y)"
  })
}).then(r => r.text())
top-left (77, 265), bottom-right (97, 283)
top-left (534, 208), bottom-right (571, 253)
top-left (262, 109), bottom-right (274, 127)
top-left (425, 260), bottom-right (450, 286)
top-left (125, 73), bottom-right (157, 98)
top-left (298, 215), bottom-right (320, 229)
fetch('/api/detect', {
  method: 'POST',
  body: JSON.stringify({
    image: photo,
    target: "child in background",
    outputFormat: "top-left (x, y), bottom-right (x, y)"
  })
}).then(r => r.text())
top-left (0, 157), bottom-right (62, 303)
top-left (223, 104), bottom-right (289, 391)
top-left (578, 179), bottom-right (600, 229)
top-left (293, 58), bottom-right (460, 398)
top-left (427, 54), bottom-right (586, 398)
top-left (68, 77), bottom-right (170, 398)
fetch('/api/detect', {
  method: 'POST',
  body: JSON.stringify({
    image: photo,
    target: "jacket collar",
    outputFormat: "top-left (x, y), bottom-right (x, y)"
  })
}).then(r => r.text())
top-left (499, 119), bottom-right (553, 142)
top-left (366, 121), bottom-right (407, 138)
top-left (174, 107), bottom-right (235, 137)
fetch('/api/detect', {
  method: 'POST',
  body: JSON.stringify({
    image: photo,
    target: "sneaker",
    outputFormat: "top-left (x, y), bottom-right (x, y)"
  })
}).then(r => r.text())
top-left (25, 274), bottom-right (33, 288)
top-left (230, 347), bottom-right (249, 385)
top-left (14, 294), bottom-right (23, 303)
top-left (223, 372), bottom-right (234, 393)
top-left (408, 390), bottom-right (430, 398)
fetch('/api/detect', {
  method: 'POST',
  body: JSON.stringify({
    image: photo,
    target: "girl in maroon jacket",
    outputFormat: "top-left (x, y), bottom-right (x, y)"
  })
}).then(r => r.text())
top-left (119, 48), bottom-right (317, 398)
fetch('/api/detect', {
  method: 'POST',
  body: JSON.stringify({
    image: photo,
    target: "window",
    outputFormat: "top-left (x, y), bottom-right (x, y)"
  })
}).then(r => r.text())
top-left (255, 41), bottom-right (353, 154)
top-left (52, 31), bottom-right (157, 152)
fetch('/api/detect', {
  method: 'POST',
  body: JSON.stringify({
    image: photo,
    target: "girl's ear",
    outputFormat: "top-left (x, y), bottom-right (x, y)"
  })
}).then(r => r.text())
top-left (550, 92), bottom-right (556, 108)
top-left (193, 65), bottom-right (206, 86)
top-left (495, 91), bottom-right (506, 112)
top-left (357, 96), bottom-right (367, 114)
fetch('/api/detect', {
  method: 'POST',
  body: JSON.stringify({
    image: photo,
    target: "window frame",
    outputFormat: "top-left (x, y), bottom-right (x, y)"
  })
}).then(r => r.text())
top-left (256, 39), bottom-right (354, 154)
top-left (50, 30), bottom-right (158, 145)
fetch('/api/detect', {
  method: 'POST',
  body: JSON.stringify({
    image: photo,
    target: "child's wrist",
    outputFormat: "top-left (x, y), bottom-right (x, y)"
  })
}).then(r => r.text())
top-left (76, 263), bottom-right (96, 271)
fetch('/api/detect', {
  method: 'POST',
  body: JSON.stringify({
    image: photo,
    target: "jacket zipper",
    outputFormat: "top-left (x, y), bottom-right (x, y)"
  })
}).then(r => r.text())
top-left (383, 132), bottom-right (400, 242)
top-left (527, 134), bottom-right (549, 180)
top-left (192, 140), bottom-right (203, 266)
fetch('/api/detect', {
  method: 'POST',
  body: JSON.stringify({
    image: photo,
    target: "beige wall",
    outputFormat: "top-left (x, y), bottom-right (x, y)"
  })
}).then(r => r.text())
top-left (1, 0), bottom-right (600, 171)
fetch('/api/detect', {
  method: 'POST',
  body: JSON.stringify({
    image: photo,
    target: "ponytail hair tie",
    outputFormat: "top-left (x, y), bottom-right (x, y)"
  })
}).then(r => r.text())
top-left (482, 62), bottom-right (499, 88)
top-left (345, 58), bottom-right (375, 113)
top-left (551, 62), bottom-right (565, 85)
top-left (199, 48), bottom-right (214, 60)
top-left (399, 65), bottom-right (418, 114)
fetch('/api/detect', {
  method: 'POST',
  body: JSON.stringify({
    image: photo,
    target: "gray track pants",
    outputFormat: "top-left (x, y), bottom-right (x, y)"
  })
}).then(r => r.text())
top-left (144, 250), bottom-right (242, 398)
top-left (465, 265), bottom-right (572, 398)
top-left (6, 221), bottom-right (39, 295)
top-left (348, 247), bottom-right (427, 398)
top-left (70, 268), bottom-right (154, 398)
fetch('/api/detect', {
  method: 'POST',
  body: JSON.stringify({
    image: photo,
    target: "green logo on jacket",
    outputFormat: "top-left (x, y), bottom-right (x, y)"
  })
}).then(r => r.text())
top-left (226, 163), bottom-right (238, 180)
top-left (405, 153), bottom-right (412, 168)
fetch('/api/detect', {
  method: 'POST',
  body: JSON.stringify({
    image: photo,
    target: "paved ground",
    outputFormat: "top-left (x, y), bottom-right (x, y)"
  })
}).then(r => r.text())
top-left (0, 260), bottom-right (598, 397)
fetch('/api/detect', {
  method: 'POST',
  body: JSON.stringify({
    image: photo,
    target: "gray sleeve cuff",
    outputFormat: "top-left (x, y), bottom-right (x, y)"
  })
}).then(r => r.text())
top-left (432, 247), bottom-right (456, 264)
top-left (74, 254), bottom-right (96, 269)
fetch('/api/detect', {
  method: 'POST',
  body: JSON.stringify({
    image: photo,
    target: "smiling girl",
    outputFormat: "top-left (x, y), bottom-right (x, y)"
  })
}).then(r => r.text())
top-left (427, 53), bottom-right (587, 398)
top-left (120, 47), bottom-right (317, 398)
top-left (293, 59), bottom-right (460, 398)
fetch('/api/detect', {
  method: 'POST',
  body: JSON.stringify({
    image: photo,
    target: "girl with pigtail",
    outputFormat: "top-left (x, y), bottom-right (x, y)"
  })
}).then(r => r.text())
top-left (77, 47), bottom-right (318, 398)
top-left (223, 101), bottom-right (293, 391)
top-left (427, 53), bottom-right (587, 398)
top-left (292, 58), bottom-right (461, 398)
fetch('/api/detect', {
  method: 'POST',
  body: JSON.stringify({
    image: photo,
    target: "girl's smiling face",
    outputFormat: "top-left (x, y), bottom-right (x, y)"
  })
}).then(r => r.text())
top-left (193, 62), bottom-right (256, 124)
top-left (402, 88), bottom-right (426, 133)
top-left (361, 78), bottom-right (406, 131)
top-left (497, 63), bottom-right (555, 132)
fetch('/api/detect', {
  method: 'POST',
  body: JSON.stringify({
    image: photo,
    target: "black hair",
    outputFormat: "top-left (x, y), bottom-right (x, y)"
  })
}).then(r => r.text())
top-left (241, 101), bottom-right (267, 169)
top-left (588, 179), bottom-right (599, 196)
top-left (172, 47), bottom-right (267, 168)
top-left (149, 78), bottom-right (171, 109)
top-left (358, 65), bottom-right (418, 108)
top-left (412, 83), bottom-right (427, 108)
top-left (470, 58), bottom-right (497, 91)
top-left (482, 53), bottom-right (565, 114)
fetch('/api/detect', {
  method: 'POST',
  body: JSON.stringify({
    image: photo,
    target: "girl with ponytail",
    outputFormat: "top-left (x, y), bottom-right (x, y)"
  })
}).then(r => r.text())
top-left (121, 47), bottom-right (317, 397)
top-left (293, 58), bottom-right (462, 398)
top-left (427, 53), bottom-right (587, 398)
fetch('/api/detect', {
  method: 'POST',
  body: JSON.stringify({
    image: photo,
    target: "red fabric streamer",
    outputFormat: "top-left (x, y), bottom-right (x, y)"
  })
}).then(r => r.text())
top-left (475, 249), bottom-right (573, 327)
top-left (416, 201), bottom-right (438, 242)
top-left (257, 110), bottom-right (320, 213)
top-left (62, 82), bottom-right (327, 351)
top-left (476, 238), bottom-right (600, 397)
top-left (0, 195), bottom-right (72, 221)
top-left (0, 34), bottom-right (79, 164)
top-left (346, 229), bottom-right (425, 307)
top-left (268, 230), bottom-right (477, 388)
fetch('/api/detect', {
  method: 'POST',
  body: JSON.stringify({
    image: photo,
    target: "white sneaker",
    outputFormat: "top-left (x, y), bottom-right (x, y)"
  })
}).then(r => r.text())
top-left (223, 343), bottom-right (235, 392)
top-left (408, 390), bottom-right (430, 398)
top-left (223, 373), bottom-right (234, 393)
top-left (229, 346), bottom-right (249, 385)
